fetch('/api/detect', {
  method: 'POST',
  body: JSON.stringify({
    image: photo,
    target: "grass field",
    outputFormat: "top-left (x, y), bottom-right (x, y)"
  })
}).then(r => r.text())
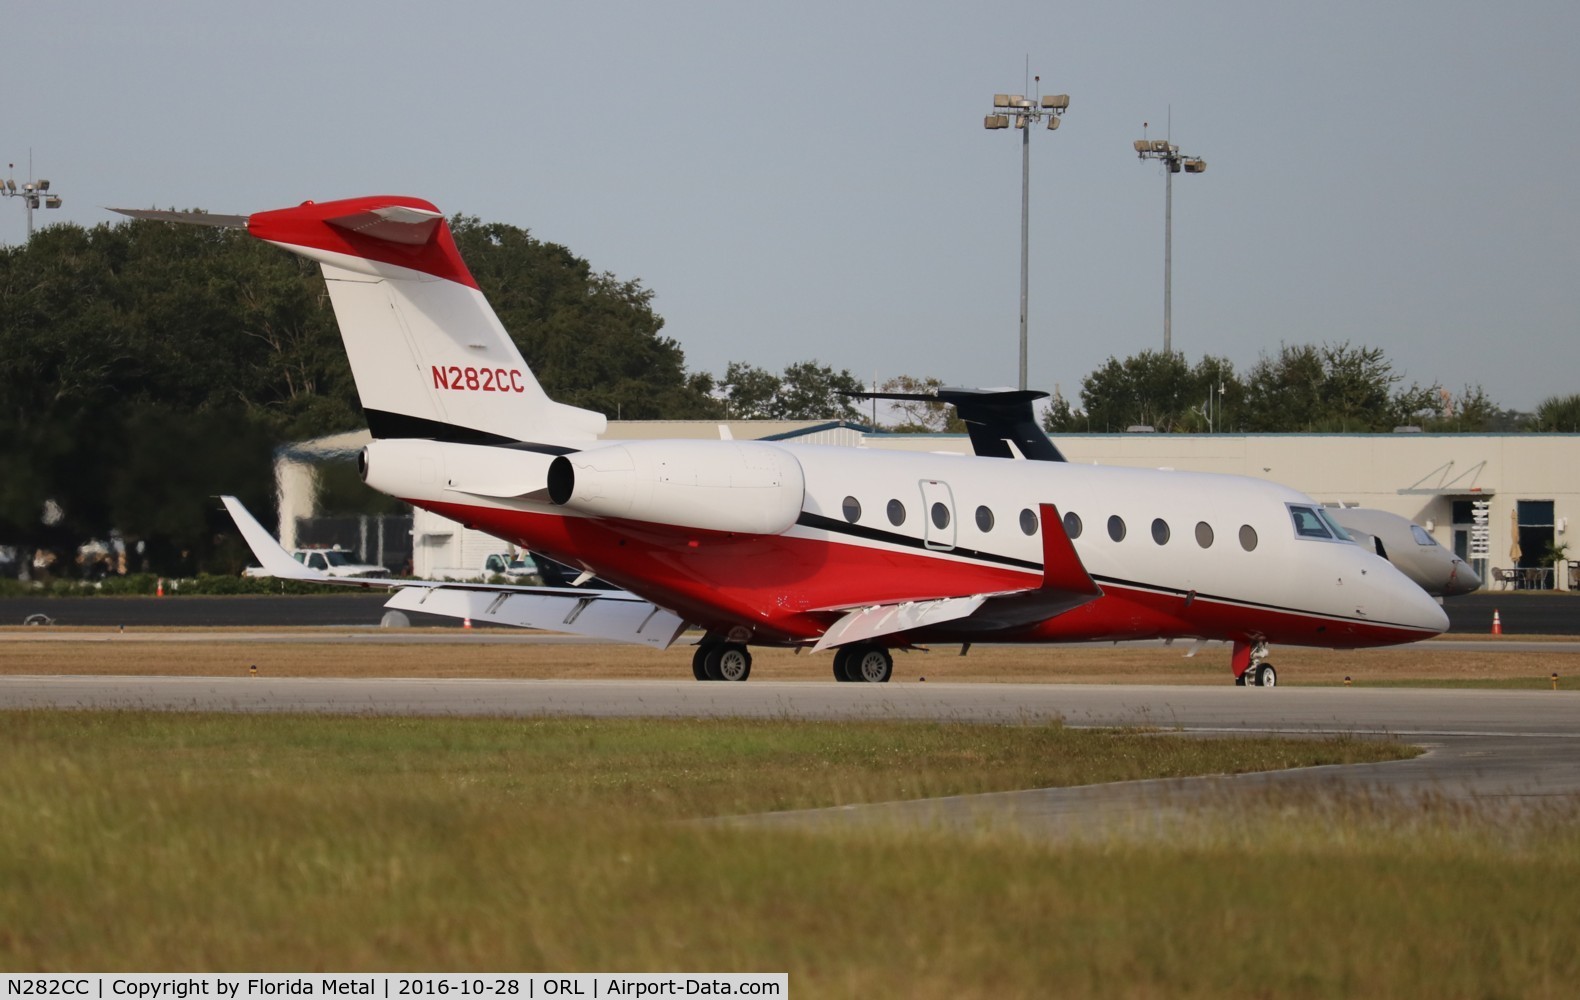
top-left (3, 628), bottom-right (1578, 688)
top-left (2, 635), bottom-right (1577, 994)
top-left (8, 710), bottom-right (1576, 998)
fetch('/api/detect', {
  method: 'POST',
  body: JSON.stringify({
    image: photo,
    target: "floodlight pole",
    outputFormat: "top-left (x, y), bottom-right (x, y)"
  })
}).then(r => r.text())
top-left (985, 81), bottom-right (1068, 390)
top-left (2, 161), bottom-right (64, 240)
top-left (1132, 130), bottom-right (1205, 355)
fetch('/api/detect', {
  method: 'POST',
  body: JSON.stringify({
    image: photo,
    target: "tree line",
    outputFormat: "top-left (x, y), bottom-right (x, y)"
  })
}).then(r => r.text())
top-left (1040, 344), bottom-right (1572, 434)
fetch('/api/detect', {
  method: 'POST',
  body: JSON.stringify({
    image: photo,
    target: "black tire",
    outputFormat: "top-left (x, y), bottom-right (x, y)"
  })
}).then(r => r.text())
top-left (1234, 673), bottom-right (1247, 686)
top-left (832, 647), bottom-right (853, 682)
top-left (1255, 663), bottom-right (1277, 687)
top-left (691, 645), bottom-right (712, 681)
top-left (850, 645), bottom-right (893, 683)
top-left (712, 644), bottom-right (752, 682)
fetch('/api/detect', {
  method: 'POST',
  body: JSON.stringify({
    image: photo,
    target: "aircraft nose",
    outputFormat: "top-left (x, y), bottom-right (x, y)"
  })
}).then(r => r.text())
top-left (1406, 585), bottom-right (1450, 635)
top-left (1444, 558), bottom-right (1482, 596)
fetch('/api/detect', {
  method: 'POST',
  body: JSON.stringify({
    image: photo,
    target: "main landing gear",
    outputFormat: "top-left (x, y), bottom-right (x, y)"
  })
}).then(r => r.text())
top-left (691, 641), bottom-right (752, 682)
top-left (689, 640), bottom-right (896, 683)
top-left (1231, 640), bottom-right (1278, 687)
top-left (832, 644), bottom-right (894, 683)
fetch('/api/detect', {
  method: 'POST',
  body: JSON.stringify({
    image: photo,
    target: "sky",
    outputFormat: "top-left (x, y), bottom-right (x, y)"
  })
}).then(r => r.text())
top-left (4, 0), bottom-right (1577, 411)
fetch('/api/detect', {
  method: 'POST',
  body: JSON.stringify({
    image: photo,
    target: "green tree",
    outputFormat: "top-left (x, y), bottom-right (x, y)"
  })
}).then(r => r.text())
top-left (717, 361), bottom-right (864, 421)
top-left (1075, 351), bottom-right (1243, 432)
top-left (1242, 342), bottom-right (1459, 432)
top-left (720, 362), bottom-right (782, 419)
top-left (774, 361), bottom-right (863, 421)
top-left (1531, 394), bottom-right (1580, 432)
top-left (877, 375), bottom-right (966, 433)
top-left (449, 216), bottom-right (718, 420)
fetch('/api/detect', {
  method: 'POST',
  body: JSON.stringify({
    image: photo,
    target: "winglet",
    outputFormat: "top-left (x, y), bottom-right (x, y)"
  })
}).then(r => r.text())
top-left (220, 495), bottom-right (329, 581)
top-left (1039, 503), bottom-right (1101, 595)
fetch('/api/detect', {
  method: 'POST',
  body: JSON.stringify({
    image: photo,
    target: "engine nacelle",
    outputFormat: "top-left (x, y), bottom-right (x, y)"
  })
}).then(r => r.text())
top-left (547, 440), bottom-right (805, 535)
top-left (360, 438), bottom-right (558, 500)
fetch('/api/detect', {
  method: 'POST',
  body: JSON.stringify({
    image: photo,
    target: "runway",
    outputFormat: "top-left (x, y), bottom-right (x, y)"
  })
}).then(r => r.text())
top-left (4, 590), bottom-right (1577, 632)
top-left (4, 677), bottom-right (1576, 832)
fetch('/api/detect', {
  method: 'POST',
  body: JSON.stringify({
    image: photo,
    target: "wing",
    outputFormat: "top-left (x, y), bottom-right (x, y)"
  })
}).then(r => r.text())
top-left (220, 496), bottom-right (689, 649)
top-left (812, 503), bottom-right (1101, 650)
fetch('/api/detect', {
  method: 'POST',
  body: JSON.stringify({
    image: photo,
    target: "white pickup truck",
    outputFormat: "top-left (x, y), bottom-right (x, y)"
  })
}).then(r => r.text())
top-left (289, 547), bottom-right (385, 578)
top-left (482, 553), bottom-right (544, 584)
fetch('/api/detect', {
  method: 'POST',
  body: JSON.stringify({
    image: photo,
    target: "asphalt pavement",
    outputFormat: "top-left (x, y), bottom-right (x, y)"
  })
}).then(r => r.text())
top-left (3, 590), bottom-right (1576, 633)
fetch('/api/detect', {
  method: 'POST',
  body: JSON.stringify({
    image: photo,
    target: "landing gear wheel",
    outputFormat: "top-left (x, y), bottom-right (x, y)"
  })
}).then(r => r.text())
top-left (691, 645), bottom-right (712, 681)
top-left (710, 643), bottom-right (752, 682)
top-left (849, 645), bottom-right (893, 684)
top-left (1253, 663), bottom-right (1277, 687)
top-left (1234, 673), bottom-right (1247, 687)
top-left (832, 647), bottom-right (854, 682)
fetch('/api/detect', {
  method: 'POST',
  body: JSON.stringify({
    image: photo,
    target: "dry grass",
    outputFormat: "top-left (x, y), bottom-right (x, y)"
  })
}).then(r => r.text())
top-left (1, 627), bottom-right (1576, 687)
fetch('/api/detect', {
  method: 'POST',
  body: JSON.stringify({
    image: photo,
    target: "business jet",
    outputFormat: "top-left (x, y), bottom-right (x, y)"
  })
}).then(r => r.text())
top-left (1325, 507), bottom-right (1481, 597)
top-left (118, 196), bottom-right (1448, 686)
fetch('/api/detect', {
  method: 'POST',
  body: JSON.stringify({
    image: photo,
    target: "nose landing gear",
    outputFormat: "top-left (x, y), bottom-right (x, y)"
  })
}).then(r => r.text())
top-left (1231, 640), bottom-right (1277, 687)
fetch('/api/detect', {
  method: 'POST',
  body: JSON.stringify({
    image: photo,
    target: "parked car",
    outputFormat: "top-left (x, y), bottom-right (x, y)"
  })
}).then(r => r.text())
top-left (482, 553), bottom-right (544, 585)
top-left (243, 547), bottom-right (385, 578)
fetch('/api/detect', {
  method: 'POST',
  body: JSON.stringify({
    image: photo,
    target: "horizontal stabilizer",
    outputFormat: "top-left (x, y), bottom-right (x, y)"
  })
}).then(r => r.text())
top-left (384, 588), bottom-right (688, 649)
top-left (325, 203), bottom-right (444, 246)
top-left (221, 494), bottom-right (688, 647)
top-left (108, 207), bottom-right (250, 229)
top-left (845, 386), bottom-right (1066, 462)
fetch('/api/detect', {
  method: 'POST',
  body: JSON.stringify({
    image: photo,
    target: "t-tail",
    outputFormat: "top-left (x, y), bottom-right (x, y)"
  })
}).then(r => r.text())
top-left (118, 196), bottom-right (606, 447)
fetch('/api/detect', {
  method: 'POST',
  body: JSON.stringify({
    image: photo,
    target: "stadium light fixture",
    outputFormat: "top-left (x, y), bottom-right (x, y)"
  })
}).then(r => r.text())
top-left (1132, 124), bottom-right (1206, 355)
top-left (983, 76), bottom-right (1069, 391)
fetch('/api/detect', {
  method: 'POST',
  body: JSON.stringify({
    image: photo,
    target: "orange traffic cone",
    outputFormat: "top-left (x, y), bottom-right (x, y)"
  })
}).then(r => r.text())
top-left (463, 617), bottom-right (472, 630)
top-left (1491, 609), bottom-right (1502, 635)
top-left (156, 578), bottom-right (164, 598)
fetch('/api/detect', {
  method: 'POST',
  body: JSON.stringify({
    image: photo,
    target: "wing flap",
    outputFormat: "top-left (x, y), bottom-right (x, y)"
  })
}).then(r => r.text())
top-left (384, 587), bottom-right (687, 649)
top-left (812, 595), bottom-right (989, 652)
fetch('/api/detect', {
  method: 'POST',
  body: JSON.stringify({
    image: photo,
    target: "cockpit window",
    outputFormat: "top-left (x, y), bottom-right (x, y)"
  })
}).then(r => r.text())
top-left (1289, 505), bottom-right (1357, 543)
top-left (1289, 505), bottom-right (1334, 539)
top-left (1411, 524), bottom-right (1439, 547)
top-left (1317, 508), bottom-right (1353, 542)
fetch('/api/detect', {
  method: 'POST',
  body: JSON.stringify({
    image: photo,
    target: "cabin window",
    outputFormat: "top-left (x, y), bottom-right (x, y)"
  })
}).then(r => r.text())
top-left (1411, 524), bottom-right (1438, 547)
top-left (1063, 511), bottom-right (1082, 539)
top-left (1195, 521), bottom-right (1214, 548)
top-left (841, 496), bottom-right (861, 523)
top-left (1151, 518), bottom-right (1170, 545)
top-left (887, 499), bottom-right (906, 526)
top-left (1019, 508), bottom-right (1037, 535)
top-left (1108, 515), bottom-right (1127, 542)
top-left (1239, 524), bottom-right (1259, 551)
top-left (976, 506), bottom-right (995, 532)
top-left (931, 502), bottom-right (950, 530)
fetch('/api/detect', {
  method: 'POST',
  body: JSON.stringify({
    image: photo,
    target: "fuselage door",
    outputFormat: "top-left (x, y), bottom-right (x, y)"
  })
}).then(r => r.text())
top-left (920, 480), bottom-right (956, 551)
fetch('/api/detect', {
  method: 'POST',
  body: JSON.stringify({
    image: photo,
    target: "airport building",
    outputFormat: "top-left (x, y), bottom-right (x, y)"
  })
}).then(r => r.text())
top-left (277, 426), bottom-right (1579, 591)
